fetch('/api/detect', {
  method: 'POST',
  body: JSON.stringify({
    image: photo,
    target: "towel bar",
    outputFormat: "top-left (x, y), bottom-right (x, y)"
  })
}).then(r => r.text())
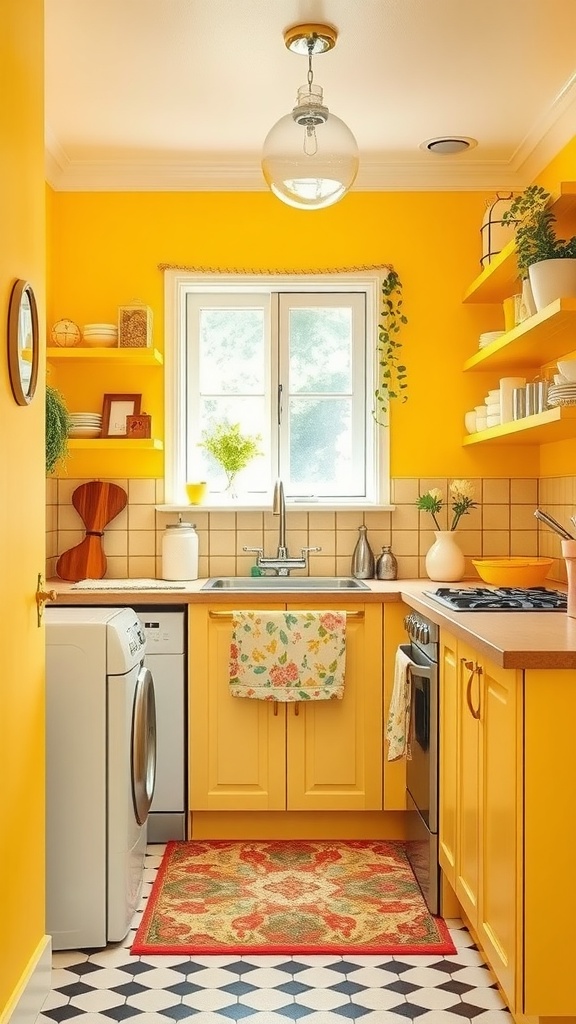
top-left (209, 609), bottom-right (364, 620)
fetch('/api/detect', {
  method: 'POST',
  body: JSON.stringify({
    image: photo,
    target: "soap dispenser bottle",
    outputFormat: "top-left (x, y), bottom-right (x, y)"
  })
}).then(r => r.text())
top-left (351, 525), bottom-right (375, 579)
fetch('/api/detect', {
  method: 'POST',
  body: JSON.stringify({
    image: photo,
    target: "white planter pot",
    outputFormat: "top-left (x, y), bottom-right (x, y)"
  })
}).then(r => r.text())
top-left (528, 258), bottom-right (576, 312)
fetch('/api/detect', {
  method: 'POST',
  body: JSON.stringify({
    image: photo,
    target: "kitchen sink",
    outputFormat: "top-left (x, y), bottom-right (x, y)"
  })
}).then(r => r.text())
top-left (201, 576), bottom-right (370, 592)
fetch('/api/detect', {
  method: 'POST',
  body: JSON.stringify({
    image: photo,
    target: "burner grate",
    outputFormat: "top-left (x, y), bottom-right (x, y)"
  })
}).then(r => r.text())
top-left (425, 586), bottom-right (567, 611)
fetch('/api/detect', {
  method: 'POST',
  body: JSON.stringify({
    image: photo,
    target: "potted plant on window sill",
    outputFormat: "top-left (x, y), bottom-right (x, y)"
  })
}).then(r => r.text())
top-left (502, 184), bottom-right (576, 313)
top-left (199, 421), bottom-right (262, 498)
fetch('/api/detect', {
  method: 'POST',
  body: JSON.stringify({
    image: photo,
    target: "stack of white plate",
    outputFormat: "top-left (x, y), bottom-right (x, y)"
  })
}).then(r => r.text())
top-left (82, 323), bottom-right (118, 348)
top-left (547, 384), bottom-right (576, 408)
top-left (479, 330), bottom-right (505, 349)
top-left (68, 412), bottom-right (102, 438)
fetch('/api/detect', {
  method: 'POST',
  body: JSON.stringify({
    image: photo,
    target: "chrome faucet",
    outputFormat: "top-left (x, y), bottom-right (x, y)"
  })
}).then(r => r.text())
top-left (243, 478), bottom-right (321, 575)
top-left (273, 478), bottom-right (288, 559)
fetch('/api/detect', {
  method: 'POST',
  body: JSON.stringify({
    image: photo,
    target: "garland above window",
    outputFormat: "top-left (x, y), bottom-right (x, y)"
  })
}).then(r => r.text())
top-left (159, 261), bottom-right (408, 424)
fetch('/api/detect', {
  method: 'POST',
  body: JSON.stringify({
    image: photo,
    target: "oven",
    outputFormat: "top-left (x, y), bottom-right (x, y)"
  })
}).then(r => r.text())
top-left (400, 610), bottom-right (440, 915)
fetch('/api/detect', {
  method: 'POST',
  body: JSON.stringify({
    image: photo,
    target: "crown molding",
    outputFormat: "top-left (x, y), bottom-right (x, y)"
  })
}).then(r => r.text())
top-left (45, 88), bottom-right (576, 193)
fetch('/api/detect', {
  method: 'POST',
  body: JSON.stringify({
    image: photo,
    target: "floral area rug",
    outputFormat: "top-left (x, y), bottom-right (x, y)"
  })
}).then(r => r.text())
top-left (131, 839), bottom-right (456, 955)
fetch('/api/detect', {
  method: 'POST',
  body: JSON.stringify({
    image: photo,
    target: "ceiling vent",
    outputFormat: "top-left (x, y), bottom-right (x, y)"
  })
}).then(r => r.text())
top-left (421, 137), bottom-right (477, 155)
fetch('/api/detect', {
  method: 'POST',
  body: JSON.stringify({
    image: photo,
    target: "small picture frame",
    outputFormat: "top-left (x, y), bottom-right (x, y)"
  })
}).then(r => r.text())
top-left (126, 412), bottom-right (152, 439)
top-left (101, 393), bottom-right (142, 438)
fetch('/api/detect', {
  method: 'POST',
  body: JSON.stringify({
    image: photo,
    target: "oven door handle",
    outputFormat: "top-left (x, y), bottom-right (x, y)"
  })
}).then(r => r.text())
top-left (399, 644), bottom-right (435, 679)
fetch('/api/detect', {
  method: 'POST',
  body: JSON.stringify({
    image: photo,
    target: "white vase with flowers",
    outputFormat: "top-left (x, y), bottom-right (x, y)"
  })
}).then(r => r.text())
top-left (416, 480), bottom-right (478, 582)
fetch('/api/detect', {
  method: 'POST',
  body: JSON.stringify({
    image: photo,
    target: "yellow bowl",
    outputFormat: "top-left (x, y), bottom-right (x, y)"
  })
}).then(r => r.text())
top-left (472, 557), bottom-right (554, 588)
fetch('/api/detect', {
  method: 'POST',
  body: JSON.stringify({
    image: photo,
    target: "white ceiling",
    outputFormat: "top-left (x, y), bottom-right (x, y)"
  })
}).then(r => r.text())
top-left (45, 0), bottom-right (576, 192)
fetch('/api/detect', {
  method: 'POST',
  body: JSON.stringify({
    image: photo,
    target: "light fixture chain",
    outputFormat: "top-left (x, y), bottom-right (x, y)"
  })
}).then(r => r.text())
top-left (307, 36), bottom-right (316, 90)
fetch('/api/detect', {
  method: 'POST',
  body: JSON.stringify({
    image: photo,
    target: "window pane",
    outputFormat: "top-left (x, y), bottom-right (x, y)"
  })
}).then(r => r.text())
top-left (289, 308), bottom-right (352, 394)
top-left (288, 397), bottom-right (363, 495)
top-left (199, 309), bottom-right (265, 394)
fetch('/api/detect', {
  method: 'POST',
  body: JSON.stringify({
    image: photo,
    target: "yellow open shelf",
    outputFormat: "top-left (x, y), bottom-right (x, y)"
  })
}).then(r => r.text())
top-left (463, 183), bottom-right (576, 304)
top-left (462, 406), bottom-right (576, 446)
top-left (47, 346), bottom-right (163, 365)
top-left (67, 438), bottom-right (163, 450)
top-left (463, 298), bottom-right (576, 372)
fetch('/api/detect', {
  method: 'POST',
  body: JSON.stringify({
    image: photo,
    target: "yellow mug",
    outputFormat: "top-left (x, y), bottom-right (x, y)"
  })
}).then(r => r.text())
top-left (186, 481), bottom-right (208, 505)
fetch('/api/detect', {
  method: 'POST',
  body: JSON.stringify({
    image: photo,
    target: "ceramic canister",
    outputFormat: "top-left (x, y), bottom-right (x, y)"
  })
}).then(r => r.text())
top-left (161, 519), bottom-right (199, 580)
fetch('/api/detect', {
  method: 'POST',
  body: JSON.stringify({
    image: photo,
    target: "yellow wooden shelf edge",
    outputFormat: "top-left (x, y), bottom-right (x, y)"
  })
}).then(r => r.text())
top-left (463, 406), bottom-right (576, 446)
top-left (47, 346), bottom-right (163, 365)
top-left (463, 298), bottom-right (576, 372)
top-left (68, 438), bottom-right (164, 450)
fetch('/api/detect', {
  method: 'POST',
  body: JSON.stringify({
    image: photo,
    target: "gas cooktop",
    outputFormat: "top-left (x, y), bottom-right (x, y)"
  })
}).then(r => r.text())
top-left (424, 586), bottom-right (568, 611)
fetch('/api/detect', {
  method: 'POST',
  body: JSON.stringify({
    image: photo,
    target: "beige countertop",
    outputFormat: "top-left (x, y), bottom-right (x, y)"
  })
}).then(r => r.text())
top-left (47, 577), bottom-right (576, 670)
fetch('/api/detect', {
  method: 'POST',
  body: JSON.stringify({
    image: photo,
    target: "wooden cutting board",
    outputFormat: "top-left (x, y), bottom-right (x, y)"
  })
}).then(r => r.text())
top-left (56, 481), bottom-right (128, 581)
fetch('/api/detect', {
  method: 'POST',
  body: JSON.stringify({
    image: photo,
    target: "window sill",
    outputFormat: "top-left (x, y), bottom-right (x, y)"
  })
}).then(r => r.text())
top-left (156, 502), bottom-right (396, 514)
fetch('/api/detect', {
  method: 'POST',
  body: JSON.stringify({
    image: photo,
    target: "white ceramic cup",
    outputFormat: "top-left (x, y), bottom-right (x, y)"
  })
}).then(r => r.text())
top-left (464, 411), bottom-right (477, 433)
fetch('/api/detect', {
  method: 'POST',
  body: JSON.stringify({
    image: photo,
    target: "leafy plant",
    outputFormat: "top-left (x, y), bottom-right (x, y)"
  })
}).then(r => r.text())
top-left (199, 421), bottom-right (262, 489)
top-left (501, 185), bottom-right (576, 278)
top-left (374, 269), bottom-right (408, 424)
top-left (46, 385), bottom-right (71, 474)
top-left (416, 480), bottom-right (478, 531)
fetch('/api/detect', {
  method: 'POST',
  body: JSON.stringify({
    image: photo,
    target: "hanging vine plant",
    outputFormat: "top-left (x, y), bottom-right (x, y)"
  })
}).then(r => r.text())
top-left (374, 268), bottom-right (408, 424)
top-left (46, 384), bottom-right (71, 475)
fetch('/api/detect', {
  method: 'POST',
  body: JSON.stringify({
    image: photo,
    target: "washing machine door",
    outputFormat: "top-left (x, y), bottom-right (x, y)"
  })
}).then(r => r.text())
top-left (131, 665), bottom-right (157, 825)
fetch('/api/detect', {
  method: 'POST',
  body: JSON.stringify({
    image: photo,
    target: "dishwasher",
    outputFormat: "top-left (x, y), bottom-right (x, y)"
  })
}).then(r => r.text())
top-left (140, 607), bottom-right (187, 840)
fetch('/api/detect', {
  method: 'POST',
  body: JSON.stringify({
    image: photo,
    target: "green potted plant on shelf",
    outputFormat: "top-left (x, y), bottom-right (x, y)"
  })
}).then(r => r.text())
top-left (199, 421), bottom-right (262, 497)
top-left (502, 184), bottom-right (576, 313)
top-left (46, 385), bottom-right (71, 474)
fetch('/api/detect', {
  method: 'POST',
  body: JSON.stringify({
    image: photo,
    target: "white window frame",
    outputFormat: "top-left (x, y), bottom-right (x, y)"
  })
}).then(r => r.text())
top-left (163, 270), bottom-right (390, 510)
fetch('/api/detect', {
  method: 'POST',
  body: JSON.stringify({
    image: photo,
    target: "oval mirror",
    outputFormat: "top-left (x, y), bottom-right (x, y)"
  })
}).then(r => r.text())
top-left (7, 279), bottom-right (39, 406)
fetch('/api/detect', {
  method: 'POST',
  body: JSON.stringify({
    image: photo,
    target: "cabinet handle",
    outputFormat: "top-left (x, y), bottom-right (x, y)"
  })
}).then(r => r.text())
top-left (294, 702), bottom-right (299, 716)
top-left (208, 609), bottom-right (365, 620)
top-left (273, 701), bottom-right (278, 716)
top-left (464, 660), bottom-right (482, 720)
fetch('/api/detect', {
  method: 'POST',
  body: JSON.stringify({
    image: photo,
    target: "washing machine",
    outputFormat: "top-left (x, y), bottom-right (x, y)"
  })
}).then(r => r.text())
top-left (45, 606), bottom-right (156, 950)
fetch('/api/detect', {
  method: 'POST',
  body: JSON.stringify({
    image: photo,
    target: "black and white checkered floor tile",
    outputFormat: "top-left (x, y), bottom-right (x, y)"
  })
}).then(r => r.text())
top-left (39, 846), bottom-right (513, 1024)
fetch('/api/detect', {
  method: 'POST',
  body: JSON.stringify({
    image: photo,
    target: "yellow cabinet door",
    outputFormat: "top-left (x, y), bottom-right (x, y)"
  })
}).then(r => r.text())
top-left (478, 656), bottom-right (519, 1010)
top-left (189, 605), bottom-right (286, 810)
top-left (455, 639), bottom-right (481, 925)
top-left (439, 631), bottom-right (458, 887)
top-left (286, 603), bottom-right (383, 811)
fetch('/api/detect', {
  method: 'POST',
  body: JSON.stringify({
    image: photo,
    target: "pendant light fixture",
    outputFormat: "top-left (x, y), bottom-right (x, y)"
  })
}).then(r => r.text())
top-left (261, 23), bottom-right (359, 210)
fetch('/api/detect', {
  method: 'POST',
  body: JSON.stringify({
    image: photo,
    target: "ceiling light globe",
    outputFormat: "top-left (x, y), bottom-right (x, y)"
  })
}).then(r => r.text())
top-left (262, 85), bottom-right (359, 210)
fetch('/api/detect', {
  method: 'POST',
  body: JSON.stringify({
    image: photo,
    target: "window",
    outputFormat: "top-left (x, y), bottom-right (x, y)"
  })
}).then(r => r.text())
top-left (164, 272), bottom-right (389, 508)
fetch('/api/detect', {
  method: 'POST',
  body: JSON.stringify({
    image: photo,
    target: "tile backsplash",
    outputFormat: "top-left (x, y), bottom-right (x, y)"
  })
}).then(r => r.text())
top-left (46, 476), bottom-right (573, 582)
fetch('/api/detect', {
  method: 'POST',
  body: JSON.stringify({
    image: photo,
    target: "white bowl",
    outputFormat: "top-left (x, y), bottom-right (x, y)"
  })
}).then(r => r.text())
top-left (487, 389), bottom-right (501, 400)
top-left (82, 336), bottom-right (118, 348)
top-left (486, 414), bottom-right (501, 427)
top-left (485, 402), bottom-right (500, 415)
top-left (83, 323), bottom-right (117, 331)
top-left (68, 426), bottom-right (101, 438)
top-left (476, 415), bottom-right (488, 431)
top-left (464, 411), bottom-right (477, 433)
top-left (557, 360), bottom-right (576, 382)
top-left (479, 330), bottom-right (505, 344)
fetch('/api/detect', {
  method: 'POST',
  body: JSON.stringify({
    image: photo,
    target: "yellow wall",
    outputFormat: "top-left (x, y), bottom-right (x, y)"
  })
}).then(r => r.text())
top-left (0, 1), bottom-right (47, 1018)
top-left (48, 188), bottom-right (541, 480)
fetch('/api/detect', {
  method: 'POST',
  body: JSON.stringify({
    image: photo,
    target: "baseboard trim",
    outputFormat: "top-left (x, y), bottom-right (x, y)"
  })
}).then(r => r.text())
top-left (1, 935), bottom-right (52, 1024)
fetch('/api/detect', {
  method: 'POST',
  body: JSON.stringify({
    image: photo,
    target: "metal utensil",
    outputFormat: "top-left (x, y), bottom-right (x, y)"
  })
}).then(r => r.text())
top-left (534, 508), bottom-right (575, 540)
